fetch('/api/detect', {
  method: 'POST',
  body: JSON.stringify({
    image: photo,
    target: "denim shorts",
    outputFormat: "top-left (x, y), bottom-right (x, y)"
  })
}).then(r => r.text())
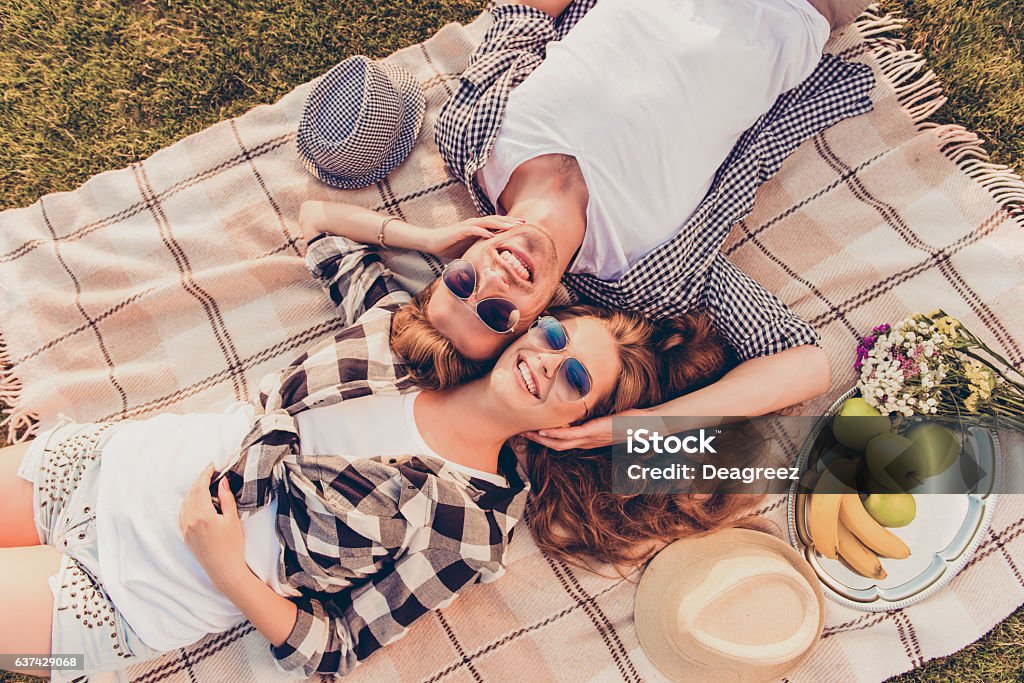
top-left (18, 420), bottom-right (165, 681)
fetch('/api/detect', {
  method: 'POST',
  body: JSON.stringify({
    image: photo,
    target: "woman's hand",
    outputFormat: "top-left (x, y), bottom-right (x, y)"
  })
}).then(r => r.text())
top-left (523, 408), bottom-right (648, 451)
top-left (423, 216), bottom-right (524, 259)
top-left (180, 465), bottom-right (249, 590)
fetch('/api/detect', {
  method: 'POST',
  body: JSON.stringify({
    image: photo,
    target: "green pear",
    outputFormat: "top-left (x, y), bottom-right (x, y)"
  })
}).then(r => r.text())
top-left (840, 397), bottom-right (882, 416)
top-left (866, 433), bottom-right (916, 491)
top-left (832, 398), bottom-right (891, 450)
top-left (903, 422), bottom-right (960, 478)
top-left (863, 492), bottom-right (917, 527)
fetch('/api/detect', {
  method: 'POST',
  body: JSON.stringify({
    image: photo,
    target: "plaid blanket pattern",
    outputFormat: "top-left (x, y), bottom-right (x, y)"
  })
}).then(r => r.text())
top-left (1, 6), bottom-right (1023, 682)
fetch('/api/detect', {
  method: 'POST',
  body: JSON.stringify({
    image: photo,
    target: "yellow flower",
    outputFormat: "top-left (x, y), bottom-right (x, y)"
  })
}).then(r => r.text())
top-left (964, 359), bottom-right (997, 395)
top-left (964, 391), bottom-right (980, 412)
top-left (935, 316), bottom-right (961, 339)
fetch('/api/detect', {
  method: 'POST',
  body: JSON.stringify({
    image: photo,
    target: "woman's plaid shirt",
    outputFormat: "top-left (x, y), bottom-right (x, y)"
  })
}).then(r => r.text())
top-left (435, 1), bottom-right (877, 361)
top-left (214, 235), bottom-right (530, 677)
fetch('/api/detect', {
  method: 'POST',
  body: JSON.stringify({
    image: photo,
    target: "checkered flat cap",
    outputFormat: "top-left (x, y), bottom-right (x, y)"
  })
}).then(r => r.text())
top-left (297, 55), bottom-right (425, 189)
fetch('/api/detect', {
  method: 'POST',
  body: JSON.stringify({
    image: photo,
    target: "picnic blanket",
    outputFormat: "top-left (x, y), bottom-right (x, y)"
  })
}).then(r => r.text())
top-left (2, 4), bottom-right (1023, 682)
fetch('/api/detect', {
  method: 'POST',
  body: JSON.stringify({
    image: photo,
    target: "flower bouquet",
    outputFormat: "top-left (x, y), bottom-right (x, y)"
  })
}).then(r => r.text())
top-left (854, 309), bottom-right (1024, 432)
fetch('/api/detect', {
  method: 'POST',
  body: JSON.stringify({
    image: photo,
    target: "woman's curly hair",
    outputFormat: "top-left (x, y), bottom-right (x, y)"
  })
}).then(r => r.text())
top-left (521, 305), bottom-right (759, 569)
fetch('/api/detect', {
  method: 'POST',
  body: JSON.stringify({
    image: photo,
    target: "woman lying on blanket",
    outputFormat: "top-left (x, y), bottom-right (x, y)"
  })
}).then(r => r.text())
top-left (0, 232), bottom-right (746, 679)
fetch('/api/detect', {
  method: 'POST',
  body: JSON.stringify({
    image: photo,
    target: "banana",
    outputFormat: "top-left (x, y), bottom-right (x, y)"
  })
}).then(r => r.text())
top-left (807, 462), bottom-right (854, 560)
top-left (794, 470), bottom-right (819, 548)
top-left (808, 493), bottom-right (841, 559)
top-left (837, 521), bottom-right (886, 580)
top-left (838, 493), bottom-right (911, 559)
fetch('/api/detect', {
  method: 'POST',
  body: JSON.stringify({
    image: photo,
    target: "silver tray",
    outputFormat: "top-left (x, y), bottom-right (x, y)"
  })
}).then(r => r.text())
top-left (787, 388), bottom-right (1001, 612)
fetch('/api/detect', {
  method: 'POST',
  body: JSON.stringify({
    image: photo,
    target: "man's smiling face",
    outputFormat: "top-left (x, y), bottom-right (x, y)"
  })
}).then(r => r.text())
top-left (426, 223), bottom-right (562, 361)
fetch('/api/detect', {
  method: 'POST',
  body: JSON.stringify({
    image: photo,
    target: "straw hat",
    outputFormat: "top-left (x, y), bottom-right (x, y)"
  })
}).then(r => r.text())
top-left (634, 529), bottom-right (824, 683)
top-left (297, 55), bottom-right (424, 189)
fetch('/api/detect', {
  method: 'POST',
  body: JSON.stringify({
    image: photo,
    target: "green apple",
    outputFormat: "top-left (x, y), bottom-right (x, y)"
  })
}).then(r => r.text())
top-left (864, 492), bottom-right (917, 527)
top-left (832, 398), bottom-right (891, 450)
top-left (903, 422), bottom-right (960, 478)
top-left (866, 433), bottom-right (916, 491)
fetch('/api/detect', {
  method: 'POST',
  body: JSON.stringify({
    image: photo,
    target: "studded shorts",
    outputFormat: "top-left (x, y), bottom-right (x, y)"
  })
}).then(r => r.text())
top-left (18, 420), bottom-right (164, 680)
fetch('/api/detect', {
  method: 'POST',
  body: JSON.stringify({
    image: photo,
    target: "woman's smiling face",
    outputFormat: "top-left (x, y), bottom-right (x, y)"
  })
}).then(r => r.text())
top-left (488, 316), bottom-right (621, 430)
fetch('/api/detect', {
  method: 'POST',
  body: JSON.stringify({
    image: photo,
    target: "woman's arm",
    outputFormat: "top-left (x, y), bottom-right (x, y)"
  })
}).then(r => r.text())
top-left (214, 567), bottom-right (298, 648)
top-left (298, 200), bottom-right (519, 258)
top-left (525, 344), bottom-right (832, 450)
top-left (180, 466), bottom-right (298, 647)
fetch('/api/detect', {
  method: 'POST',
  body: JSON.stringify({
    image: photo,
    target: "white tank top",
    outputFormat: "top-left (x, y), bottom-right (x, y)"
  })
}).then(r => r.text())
top-left (477, 0), bottom-right (829, 280)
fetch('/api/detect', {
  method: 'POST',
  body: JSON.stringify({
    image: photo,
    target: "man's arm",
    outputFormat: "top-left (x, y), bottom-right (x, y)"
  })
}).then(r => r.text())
top-left (524, 346), bottom-right (831, 451)
top-left (699, 254), bottom-right (822, 362)
top-left (651, 344), bottom-right (831, 418)
top-left (525, 255), bottom-right (831, 450)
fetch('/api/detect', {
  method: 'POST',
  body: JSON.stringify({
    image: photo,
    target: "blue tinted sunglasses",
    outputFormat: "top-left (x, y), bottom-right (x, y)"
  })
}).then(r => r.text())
top-left (526, 316), bottom-right (594, 416)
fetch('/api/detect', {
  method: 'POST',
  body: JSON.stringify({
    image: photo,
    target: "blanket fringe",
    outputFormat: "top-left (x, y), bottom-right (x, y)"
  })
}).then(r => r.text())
top-left (926, 123), bottom-right (1024, 216)
top-left (0, 333), bottom-right (37, 444)
top-left (855, 7), bottom-right (1024, 221)
top-left (853, 8), bottom-right (907, 39)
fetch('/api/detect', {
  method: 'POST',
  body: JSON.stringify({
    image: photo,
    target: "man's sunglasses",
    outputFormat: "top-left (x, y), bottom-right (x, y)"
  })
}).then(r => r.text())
top-left (441, 259), bottom-right (520, 333)
top-left (526, 316), bottom-right (594, 415)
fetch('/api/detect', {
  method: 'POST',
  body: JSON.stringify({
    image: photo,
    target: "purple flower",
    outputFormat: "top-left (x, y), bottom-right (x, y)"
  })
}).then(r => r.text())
top-left (854, 324), bottom-right (890, 372)
top-left (900, 353), bottom-right (918, 378)
top-left (855, 345), bottom-right (870, 372)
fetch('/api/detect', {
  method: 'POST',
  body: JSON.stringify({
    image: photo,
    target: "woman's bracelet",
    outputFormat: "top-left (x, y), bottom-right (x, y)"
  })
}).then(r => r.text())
top-left (378, 216), bottom-right (400, 249)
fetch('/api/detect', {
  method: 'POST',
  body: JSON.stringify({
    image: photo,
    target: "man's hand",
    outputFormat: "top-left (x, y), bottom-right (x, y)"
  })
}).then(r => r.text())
top-left (523, 408), bottom-right (648, 451)
top-left (423, 216), bottom-right (523, 259)
top-left (180, 465), bottom-right (249, 591)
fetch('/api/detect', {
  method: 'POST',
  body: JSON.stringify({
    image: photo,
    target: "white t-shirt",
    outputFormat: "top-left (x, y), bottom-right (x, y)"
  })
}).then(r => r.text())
top-left (477, 0), bottom-right (829, 280)
top-left (96, 392), bottom-right (503, 651)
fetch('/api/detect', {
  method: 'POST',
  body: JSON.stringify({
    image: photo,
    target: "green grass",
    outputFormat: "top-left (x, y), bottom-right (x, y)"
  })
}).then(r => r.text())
top-left (0, 0), bottom-right (1022, 681)
top-left (0, 0), bottom-right (485, 211)
top-left (885, 0), bottom-right (1024, 174)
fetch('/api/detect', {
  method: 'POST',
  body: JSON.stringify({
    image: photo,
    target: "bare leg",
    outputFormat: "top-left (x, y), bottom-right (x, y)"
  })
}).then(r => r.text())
top-left (0, 441), bottom-right (41, 547)
top-left (0, 545), bottom-right (60, 677)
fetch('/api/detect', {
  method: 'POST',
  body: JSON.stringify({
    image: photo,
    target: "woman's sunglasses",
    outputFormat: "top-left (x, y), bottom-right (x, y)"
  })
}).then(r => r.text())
top-left (526, 316), bottom-right (594, 415)
top-left (441, 259), bottom-right (520, 333)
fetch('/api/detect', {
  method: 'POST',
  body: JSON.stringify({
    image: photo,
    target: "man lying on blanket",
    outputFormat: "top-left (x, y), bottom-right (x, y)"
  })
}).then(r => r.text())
top-left (301, 0), bottom-right (875, 446)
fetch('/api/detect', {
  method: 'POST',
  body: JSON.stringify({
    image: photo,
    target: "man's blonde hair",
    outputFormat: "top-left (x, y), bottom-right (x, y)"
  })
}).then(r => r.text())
top-left (390, 282), bottom-right (491, 390)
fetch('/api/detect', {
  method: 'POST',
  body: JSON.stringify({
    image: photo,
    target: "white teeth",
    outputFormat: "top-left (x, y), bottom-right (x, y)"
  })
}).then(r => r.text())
top-left (518, 360), bottom-right (538, 397)
top-left (500, 250), bottom-right (531, 281)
